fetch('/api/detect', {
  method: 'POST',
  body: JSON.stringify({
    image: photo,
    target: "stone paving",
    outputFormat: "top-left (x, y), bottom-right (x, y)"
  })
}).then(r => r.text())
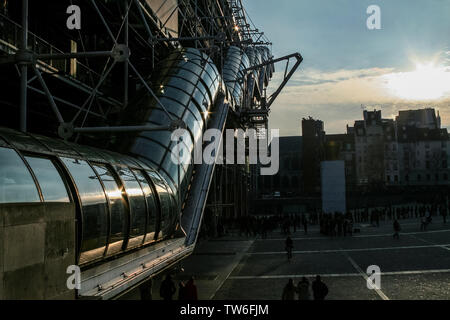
top-left (121, 217), bottom-right (450, 300)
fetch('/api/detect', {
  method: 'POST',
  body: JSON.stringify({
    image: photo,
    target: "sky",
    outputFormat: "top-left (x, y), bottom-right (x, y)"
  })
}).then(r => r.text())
top-left (244, 0), bottom-right (450, 136)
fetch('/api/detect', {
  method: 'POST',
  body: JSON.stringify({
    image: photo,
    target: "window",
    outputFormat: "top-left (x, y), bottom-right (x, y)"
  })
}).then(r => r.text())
top-left (117, 167), bottom-right (147, 248)
top-left (444, 174), bottom-right (448, 181)
top-left (61, 157), bottom-right (108, 262)
top-left (417, 174), bottom-right (421, 181)
top-left (25, 156), bottom-right (70, 202)
top-left (386, 175), bottom-right (391, 182)
top-left (0, 147), bottom-right (40, 203)
top-left (426, 161), bottom-right (430, 169)
top-left (92, 164), bottom-right (128, 255)
top-left (394, 175), bottom-right (398, 182)
top-left (147, 170), bottom-right (173, 237)
top-left (405, 175), bottom-right (409, 182)
top-left (133, 170), bottom-right (158, 242)
top-left (427, 174), bottom-right (431, 181)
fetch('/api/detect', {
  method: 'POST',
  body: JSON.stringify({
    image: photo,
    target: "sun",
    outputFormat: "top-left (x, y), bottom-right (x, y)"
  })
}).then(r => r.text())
top-left (384, 62), bottom-right (450, 101)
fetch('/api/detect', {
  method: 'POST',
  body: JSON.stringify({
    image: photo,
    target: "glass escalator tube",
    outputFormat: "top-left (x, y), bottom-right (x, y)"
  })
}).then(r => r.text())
top-left (113, 48), bottom-right (221, 237)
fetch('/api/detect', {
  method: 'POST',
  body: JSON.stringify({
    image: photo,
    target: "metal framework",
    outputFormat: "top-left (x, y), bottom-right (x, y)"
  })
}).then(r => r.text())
top-left (0, 0), bottom-right (302, 297)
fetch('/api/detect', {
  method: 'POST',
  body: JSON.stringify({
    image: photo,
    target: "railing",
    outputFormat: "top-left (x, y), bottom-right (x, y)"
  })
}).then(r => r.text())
top-left (0, 13), bottom-right (101, 86)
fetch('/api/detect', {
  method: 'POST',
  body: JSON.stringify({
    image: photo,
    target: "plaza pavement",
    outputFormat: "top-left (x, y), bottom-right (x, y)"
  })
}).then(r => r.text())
top-left (120, 217), bottom-right (450, 300)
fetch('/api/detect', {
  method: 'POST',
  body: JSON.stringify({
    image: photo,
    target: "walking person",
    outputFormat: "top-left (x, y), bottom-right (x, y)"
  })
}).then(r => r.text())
top-left (297, 277), bottom-right (310, 300)
top-left (302, 215), bottom-right (308, 235)
top-left (443, 207), bottom-right (447, 224)
top-left (184, 276), bottom-right (198, 300)
top-left (285, 236), bottom-right (294, 262)
top-left (160, 274), bottom-right (176, 300)
top-left (282, 279), bottom-right (296, 300)
top-left (312, 275), bottom-right (328, 300)
top-left (178, 281), bottom-right (186, 300)
top-left (393, 219), bottom-right (401, 240)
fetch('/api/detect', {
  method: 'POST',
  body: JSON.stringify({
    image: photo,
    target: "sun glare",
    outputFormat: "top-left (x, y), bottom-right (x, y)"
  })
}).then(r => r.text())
top-left (384, 62), bottom-right (450, 101)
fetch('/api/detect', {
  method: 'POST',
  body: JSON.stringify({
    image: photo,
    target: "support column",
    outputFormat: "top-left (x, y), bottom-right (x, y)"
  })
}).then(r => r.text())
top-left (123, 4), bottom-right (129, 108)
top-left (19, 0), bottom-right (29, 132)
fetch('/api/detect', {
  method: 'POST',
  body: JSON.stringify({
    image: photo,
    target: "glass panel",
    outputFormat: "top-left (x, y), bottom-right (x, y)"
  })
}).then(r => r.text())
top-left (183, 110), bottom-right (201, 142)
top-left (183, 62), bottom-right (204, 77)
top-left (146, 170), bottom-right (169, 238)
top-left (167, 77), bottom-right (195, 93)
top-left (187, 101), bottom-right (203, 125)
top-left (67, 142), bottom-right (106, 163)
top-left (93, 164), bottom-right (127, 256)
top-left (145, 108), bottom-right (171, 126)
top-left (0, 147), bottom-right (40, 203)
top-left (173, 67), bottom-right (199, 84)
top-left (157, 183), bottom-right (172, 237)
top-left (142, 130), bottom-right (172, 146)
top-left (161, 86), bottom-right (190, 106)
top-left (195, 81), bottom-right (211, 105)
top-left (133, 170), bottom-right (158, 243)
top-left (25, 156), bottom-right (70, 202)
top-left (192, 89), bottom-right (209, 115)
top-left (0, 131), bottom-right (49, 153)
top-left (117, 167), bottom-right (146, 248)
top-left (131, 137), bottom-right (167, 166)
top-left (61, 157), bottom-right (108, 263)
top-left (34, 135), bottom-right (78, 156)
top-left (204, 62), bottom-right (219, 79)
top-left (159, 97), bottom-right (185, 117)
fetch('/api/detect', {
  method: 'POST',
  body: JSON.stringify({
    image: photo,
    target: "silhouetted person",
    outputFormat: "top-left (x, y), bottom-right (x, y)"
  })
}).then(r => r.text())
top-left (393, 219), bottom-right (401, 239)
top-left (160, 274), bottom-right (176, 300)
top-left (297, 277), bottom-right (310, 300)
top-left (139, 278), bottom-right (152, 300)
top-left (312, 275), bottom-right (328, 300)
top-left (302, 215), bottom-right (308, 234)
top-left (421, 216), bottom-right (428, 231)
top-left (184, 276), bottom-right (198, 300)
top-left (282, 279), bottom-right (296, 300)
top-left (285, 236), bottom-right (293, 262)
top-left (178, 281), bottom-right (186, 300)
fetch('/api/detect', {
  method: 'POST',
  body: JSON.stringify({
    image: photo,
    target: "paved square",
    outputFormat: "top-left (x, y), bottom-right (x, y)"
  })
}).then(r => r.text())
top-left (120, 218), bottom-right (450, 300)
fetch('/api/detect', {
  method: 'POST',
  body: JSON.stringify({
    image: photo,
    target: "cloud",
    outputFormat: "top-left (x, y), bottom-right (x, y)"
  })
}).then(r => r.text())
top-left (267, 67), bottom-right (450, 136)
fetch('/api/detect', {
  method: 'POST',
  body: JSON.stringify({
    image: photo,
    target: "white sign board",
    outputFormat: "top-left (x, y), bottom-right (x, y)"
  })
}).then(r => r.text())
top-left (321, 161), bottom-right (346, 213)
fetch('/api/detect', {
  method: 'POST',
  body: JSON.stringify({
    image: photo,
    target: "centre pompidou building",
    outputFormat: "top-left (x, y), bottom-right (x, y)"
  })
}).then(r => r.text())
top-left (0, 0), bottom-right (301, 299)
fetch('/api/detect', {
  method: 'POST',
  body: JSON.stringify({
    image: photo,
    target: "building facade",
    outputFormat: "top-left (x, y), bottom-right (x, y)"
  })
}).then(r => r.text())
top-left (348, 108), bottom-right (450, 188)
top-left (302, 117), bottom-right (325, 194)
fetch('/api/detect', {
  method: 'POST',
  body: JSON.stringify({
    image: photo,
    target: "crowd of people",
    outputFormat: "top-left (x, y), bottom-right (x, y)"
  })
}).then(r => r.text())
top-left (140, 274), bottom-right (199, 301)
top-left (318, 202), bottom-right (448, 237)
top-left (199, 201), bottom-right (448, 241)
top-left (282, 276), bottom-right (329, 300)
top-left (139, 273), bottom-right (330, 301)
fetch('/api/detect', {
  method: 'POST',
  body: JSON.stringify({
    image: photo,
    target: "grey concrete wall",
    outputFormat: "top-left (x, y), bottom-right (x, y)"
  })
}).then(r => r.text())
top-left (0, 203), bottom-right (76, 300)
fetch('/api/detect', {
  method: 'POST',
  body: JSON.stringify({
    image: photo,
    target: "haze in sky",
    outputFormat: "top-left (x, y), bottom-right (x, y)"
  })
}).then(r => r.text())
top-left (245, 0), bottom-right (450, 136)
